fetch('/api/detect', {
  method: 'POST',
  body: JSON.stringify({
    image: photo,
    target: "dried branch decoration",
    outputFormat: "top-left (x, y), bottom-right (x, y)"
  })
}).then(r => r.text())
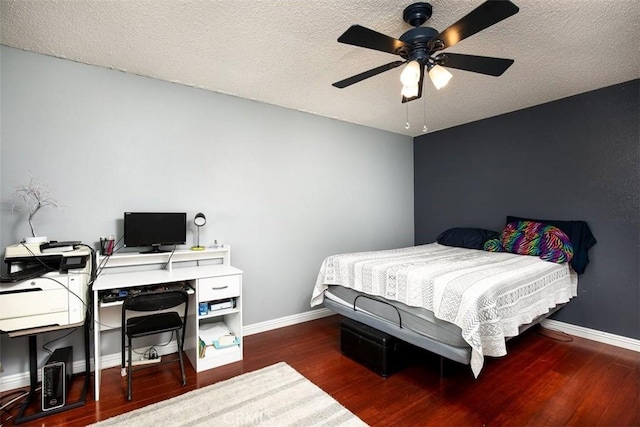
top-left (12, 178), bottom-right (59, 238)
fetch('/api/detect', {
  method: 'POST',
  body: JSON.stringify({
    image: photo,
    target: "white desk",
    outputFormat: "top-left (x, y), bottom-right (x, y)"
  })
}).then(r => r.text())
top-left (92, 247), bottom-right (242, 401)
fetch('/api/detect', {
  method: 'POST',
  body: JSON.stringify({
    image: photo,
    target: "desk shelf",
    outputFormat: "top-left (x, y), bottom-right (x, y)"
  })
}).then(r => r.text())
top-left (97, 247), bottom-right (230, 271)
top-left (197, 345), bottom-right (242, 372)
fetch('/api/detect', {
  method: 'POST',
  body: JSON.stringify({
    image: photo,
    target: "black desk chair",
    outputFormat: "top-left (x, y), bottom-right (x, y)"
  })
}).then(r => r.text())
top-left (121, 289), bottom-right (189, 400)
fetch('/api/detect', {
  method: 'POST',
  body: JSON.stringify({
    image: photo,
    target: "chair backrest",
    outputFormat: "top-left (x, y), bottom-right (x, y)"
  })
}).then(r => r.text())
top-left (123, 289), bottom-right (189, 315)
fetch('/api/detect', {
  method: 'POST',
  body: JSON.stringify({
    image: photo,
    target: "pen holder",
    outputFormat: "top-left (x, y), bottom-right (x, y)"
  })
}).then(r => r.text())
top-left (100, 238), bottom-right (115, 256)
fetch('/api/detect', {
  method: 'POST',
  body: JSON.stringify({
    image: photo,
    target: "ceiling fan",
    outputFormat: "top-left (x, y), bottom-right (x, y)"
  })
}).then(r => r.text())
top-left (332, 1), bottom-right (519, 103)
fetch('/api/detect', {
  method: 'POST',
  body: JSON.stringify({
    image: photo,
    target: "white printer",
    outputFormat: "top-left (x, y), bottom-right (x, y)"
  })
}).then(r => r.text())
top-left (0, 243), bottom-right (92, 332)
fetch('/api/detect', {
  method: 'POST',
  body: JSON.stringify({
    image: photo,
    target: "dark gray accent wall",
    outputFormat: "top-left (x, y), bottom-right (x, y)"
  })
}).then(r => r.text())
top-left (414, 79), bottom-right (639, 339)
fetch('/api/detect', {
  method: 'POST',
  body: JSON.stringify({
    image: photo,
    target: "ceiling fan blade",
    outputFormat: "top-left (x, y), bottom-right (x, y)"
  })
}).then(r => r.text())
top-left (402, 64), bottom-right (425, 103)
top-left (338, 25), bottom-right (409, 55)
top-left (333, 61), bottom-right (405, 89)
top-left (435, 53), bottom-right (514, 76)
top-left (428, 1), bottom-right (519, 51)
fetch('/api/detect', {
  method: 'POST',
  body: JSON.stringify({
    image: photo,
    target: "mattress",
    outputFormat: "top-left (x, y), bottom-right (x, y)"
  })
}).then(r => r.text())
top-left (312, 243), bottom-right (578, 377)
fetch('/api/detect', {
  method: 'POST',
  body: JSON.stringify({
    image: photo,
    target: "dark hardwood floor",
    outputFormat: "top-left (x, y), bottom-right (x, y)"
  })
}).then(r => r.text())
top-left (2, 315), bottom-right (639, 426)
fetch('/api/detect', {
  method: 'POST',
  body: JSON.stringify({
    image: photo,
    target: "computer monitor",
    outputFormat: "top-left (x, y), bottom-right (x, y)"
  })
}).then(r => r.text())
top-left (123, 212), bottom-right (187, 253)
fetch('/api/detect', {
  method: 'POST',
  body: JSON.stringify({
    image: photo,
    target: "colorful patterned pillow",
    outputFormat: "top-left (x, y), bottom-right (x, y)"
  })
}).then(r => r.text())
top-left (506, 216), bottom-right (595, 274)
top-left (483, 238), bottom-right (503, 252)
top-left (489, 221), bottom-right (574, 263)
top-left (539, 226), bottom-right (574, 263)
top-left (501, 221), bottom-right (544, 256)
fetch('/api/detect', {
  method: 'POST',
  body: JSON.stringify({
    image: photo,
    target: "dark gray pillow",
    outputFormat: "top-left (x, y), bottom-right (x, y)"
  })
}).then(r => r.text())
top-left (437, 228), bottom-right (500, 250)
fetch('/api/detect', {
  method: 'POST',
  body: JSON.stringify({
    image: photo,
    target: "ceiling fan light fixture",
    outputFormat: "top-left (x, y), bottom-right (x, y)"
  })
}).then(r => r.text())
top-left (428, 64), bottom-right (452, 90)
top-left (401, 84), bottom-right (419, 98)
top-left (400, 60), bottom-right (421, 86)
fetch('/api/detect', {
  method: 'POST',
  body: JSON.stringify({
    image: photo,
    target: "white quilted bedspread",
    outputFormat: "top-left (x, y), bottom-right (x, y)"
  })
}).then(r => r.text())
top-left (311, 243), bottom-right (577, 377)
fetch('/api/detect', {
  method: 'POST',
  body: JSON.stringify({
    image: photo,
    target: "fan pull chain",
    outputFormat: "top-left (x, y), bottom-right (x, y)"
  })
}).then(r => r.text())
top-left (422, 95), bottom-right (428, 133)
top-left (405, 103), bottom-right (410, 129)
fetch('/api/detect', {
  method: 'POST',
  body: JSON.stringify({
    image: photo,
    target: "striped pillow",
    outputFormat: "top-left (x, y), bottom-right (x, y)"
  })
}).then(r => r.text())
top-left (486, 221), bottom-right (574, 264)
top-left (539, 225), bottom-right (574, 263)
top-left (483, 238), bottom-right (503, 252)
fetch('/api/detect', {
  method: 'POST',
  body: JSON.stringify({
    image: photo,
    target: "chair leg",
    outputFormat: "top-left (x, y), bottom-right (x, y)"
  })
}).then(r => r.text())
top-left (127, 336), bottom-right (133, 400)
top-left (121, 328), bottom-right (125, 369)
top-left (177, 329), bottom-right (186, 386)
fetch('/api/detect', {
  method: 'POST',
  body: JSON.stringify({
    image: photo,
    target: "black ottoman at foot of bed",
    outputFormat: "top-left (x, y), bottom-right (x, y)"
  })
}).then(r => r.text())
top-left (340, 318), bottom-right (405, 377)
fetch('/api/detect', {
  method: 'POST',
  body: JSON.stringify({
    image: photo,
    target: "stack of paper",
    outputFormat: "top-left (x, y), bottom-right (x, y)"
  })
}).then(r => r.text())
top-left (198, 322), bottom-right (238, 357)
top-left (199, 322), bottom-right (230, 345)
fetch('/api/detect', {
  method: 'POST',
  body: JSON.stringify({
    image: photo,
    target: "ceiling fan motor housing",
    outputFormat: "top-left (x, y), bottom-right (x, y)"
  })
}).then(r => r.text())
top-left (398, 27), bottom-right (439, 63)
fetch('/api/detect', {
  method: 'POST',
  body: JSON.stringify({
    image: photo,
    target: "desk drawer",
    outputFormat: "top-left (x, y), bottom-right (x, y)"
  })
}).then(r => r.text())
top-left (198, 275), bottom-right (240, 302)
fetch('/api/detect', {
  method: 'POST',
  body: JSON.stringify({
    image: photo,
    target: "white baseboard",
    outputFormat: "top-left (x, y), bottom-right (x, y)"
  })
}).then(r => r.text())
top-left (541, 319), bottom-right (640, 352)
top-left (243, 308), bottom-right (334, 336)
top-left (2, 310), bottom-right (635, 393)
top-left (0, 343), bottom-right (178, 393)
top-left (0, 358), bottom-right (96, 394)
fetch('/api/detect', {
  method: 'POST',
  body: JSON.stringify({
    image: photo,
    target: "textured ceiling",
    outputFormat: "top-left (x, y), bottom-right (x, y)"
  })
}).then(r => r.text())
top-left (1, 0), bottom-right (638, 137)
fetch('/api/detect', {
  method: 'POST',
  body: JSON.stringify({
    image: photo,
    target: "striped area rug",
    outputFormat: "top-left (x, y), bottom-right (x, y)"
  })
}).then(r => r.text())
top-left (92, 362), bottom-right (367, 426)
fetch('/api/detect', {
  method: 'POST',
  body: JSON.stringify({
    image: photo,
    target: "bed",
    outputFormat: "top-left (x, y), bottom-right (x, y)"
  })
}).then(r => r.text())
top-left (310, 218), bottom-right (596, 377)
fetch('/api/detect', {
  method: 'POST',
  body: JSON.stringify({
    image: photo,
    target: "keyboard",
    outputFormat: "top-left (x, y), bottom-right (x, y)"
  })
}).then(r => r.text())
top-left (0, 265), bottom-right (51, 283)
top-left (100, 282), bottom-right (193, 303)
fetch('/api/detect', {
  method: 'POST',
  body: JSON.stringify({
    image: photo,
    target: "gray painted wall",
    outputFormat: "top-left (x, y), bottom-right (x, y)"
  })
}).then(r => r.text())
top-left (414, 79), bottom-right (639, 340)
top-left (0, 46), bottom-right (414, 376)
